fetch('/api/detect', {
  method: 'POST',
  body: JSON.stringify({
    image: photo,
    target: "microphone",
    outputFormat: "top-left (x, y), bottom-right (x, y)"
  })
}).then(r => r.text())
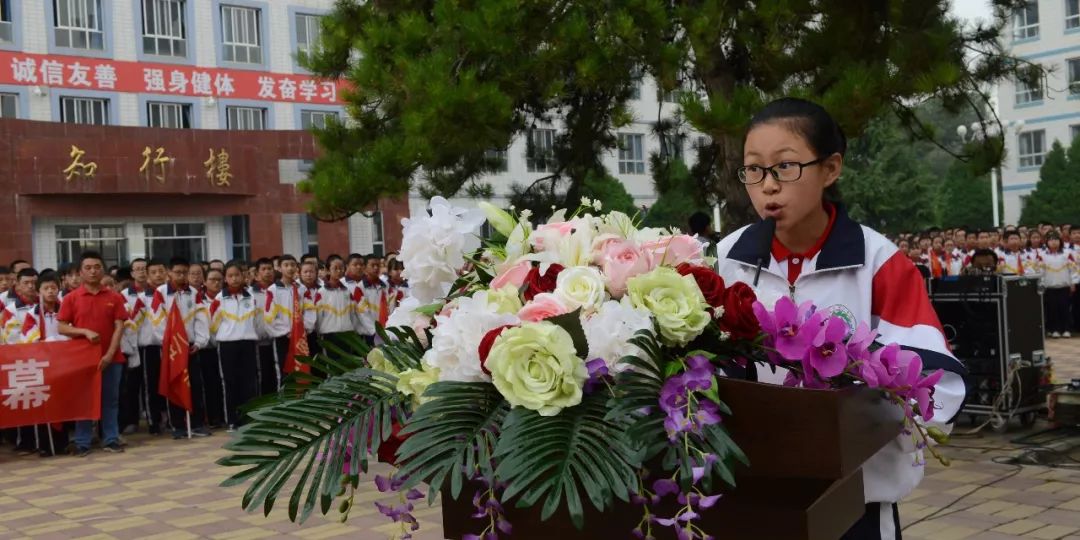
top-left (752, 217), bottom-right (776, 287)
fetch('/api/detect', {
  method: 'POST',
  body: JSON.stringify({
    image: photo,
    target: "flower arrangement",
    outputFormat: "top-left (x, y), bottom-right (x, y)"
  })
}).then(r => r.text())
top-left (219, 197), bottom-right (948, 540)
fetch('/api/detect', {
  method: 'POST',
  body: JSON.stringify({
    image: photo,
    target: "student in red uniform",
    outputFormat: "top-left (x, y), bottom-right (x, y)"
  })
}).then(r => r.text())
top-left (715, 98), bottom-right (965, 540)
top-left (58, 251), bottom-right (129, 457)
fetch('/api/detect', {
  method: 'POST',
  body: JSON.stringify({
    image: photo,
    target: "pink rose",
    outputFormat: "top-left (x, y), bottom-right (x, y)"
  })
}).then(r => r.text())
top-left (517, 293), bottom-right (570, 322)
top-left (491, 260), bottom-right (532, 290)
top-left (532, 221), bottom-right (576, 251)
top-left (641, 235), bottom-right (705, 267)
top-left (601, 240), bottom-right (654, 298)
top-left (591, 233), bottom-right (623, 265)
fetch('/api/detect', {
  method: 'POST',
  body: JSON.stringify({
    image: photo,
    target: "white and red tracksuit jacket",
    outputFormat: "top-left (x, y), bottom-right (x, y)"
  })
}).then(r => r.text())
top-left (715, 205), bottom-right (967, 505)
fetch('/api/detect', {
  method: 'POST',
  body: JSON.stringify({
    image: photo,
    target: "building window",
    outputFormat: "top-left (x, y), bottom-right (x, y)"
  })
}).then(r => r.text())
top-left (1068, 0), bottom-right (1079, 30)
top-left (0, 0), bottom-right (13, 43)
top-left (56, 224), bottom-right (127, 269)
top-left (661, 133), bottom-right (684, 161)
top-left (618, 133), bottom-right (646, 174)
top-left (0, 93), bottom-right (16, 118)
top-left (1015, 76), bottom-right (1043, 104)
top-left (1072, 124), bottom-right (1080, 142)
top-left (226, 105), bottom-right (266, 130)
top-left (1020, 194), bottom-right (1030, 213)
top-left (303, 214), bottom-right (319, 256)
top-left (230, 215), bottom-right (250, 261)
top-left (147, 101), bottom-right (191, 128)
top-left (295, 13), bottom-right (321, 64)
top-left (1018, 130), bottom-right (1046, 169)
top-left (1068, 58), bottom-right (1080, 96)
top-left (60, 96), bottom-right (109, 125)
top-left (485, 148), bottom-right (509, 172)
top-left (526, 128), bottom-right (556, 173)
top-left (371, 211), bottom-right (384, 257)
top-left (1013, 1), bottom-right (1039, 39)
top-left (300, 109), bottom-right (338, 130)
top-left (221, 4), bottom-right (262, 64)
top-left (145, 223), bottom-right (207, 262)
top-left (142, 0), bottom-right (186, 57)
top-left (53, 0), bottom-right (104, 50)
top-left (657, 82), bottom-right (682, 103)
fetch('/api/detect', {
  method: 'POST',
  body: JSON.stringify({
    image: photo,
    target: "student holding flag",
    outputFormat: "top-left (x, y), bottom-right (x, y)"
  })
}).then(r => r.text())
top-left (211, 261), bottom-right (263, 430)
top-left (153, 257), bottom-right (210, 439)
top-left (58, 251), bottom-right (129, 457)
top-left (264, 255), bottom-right (315, 393)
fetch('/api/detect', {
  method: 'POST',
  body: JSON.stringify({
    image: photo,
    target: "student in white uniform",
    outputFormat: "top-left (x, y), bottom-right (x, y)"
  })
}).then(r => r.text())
top-left (714, 98), bottom-right (966, 540)
top-left (211, 261), bottom-right (264, 430)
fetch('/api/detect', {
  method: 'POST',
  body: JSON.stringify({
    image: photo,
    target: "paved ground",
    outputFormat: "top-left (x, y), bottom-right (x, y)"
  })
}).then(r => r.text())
top-left (1, 338), bottom-right (1080, 539)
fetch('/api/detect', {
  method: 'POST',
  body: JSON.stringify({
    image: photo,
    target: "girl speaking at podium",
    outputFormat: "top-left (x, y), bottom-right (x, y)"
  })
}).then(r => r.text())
top-left (713, 98), bottom-right (968, 540)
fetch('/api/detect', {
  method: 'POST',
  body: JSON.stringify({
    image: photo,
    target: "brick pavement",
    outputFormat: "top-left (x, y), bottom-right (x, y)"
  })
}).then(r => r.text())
top-left (0, 338), bottom-right (1078, 539)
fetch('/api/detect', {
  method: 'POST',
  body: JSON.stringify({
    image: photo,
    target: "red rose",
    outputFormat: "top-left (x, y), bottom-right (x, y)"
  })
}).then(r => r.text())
top-left (676, 263), bottom-right (726, 308)
top-left (718, 282), bottom-right (761, 340)
top-left (522, 264), bottom-right (564, 301)
top-left (376, 421), bottom-right (408, 466)
top-left (478, 324), bottom-right (516, 375)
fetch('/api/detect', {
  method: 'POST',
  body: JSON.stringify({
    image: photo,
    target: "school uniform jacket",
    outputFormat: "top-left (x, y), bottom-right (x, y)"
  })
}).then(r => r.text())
top-left (211, 288), bottom-right (264, 342)
top-left (151, 283), bottom-right (210, 350)
top-left (342, 276), bottom-right (385, 336)
top-left (137, 286), bottom-right (163, 347)
top-left (997, 250), bottom-right (1033, 276)
top-left (314, 280), bottom-right (358, 335)
top-left (1041, 251), bottom-right (1078, 289)
top-left (2, 302), bottom-right (67, 344)
top-left (264, 281), bottom-right (316, 339)
top-left (1, 296), bottom-right (37, 344)
top-left (714, 206), bottom-right (967, 505)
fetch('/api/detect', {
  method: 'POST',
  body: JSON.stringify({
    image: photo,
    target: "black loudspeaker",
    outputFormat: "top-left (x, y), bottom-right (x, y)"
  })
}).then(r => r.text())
top-left (930, 276), bottom-right (1048, 417)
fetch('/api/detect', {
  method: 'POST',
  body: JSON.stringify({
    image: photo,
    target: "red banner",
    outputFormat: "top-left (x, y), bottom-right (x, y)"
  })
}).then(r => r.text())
top-left (0, 340), bottom-right (101, 428)
top-left (1, 51), bottom-right (346, 105)
top-left (159, 300), bottom-right (192, 411)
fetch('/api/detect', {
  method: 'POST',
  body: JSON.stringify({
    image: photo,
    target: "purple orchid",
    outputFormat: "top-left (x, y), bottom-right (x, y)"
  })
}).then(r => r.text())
top-left (891, 355), bottom-right (945, 421)
top-left (870, 343), bottom-right (918, 388)
top-left (761, 297), bottom-right (823, 361)
top-left (806, 317), bottom-right (850, 378)
top-left (584, 358), bottom-right (610, 394)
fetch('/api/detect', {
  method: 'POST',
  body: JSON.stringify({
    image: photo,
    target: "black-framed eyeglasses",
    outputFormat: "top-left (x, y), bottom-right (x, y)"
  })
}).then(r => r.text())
top-left (737, 158), bottom-right (825, 185)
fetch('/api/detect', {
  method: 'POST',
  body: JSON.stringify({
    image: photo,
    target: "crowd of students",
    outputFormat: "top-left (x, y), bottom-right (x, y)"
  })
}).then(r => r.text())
top-left (0, 251), bottom-right (408, 458)
top-left (893, 223), bottom-right (1080, 338)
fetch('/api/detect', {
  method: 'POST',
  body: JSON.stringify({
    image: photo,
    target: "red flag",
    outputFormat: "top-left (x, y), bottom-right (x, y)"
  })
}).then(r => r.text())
top-left (378, 289), bottom-right (389, 328)
top-left (0, 340), bottom-right (101, 428)
top-left (158, 299), bottom-right (192, 411)
top-left (283, 285), bottom-right (310, 375)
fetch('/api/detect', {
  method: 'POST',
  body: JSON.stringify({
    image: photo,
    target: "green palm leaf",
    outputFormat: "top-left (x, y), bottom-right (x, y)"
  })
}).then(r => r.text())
top-left (395, 382), bottom-right (508, 501)
top-left (217, 366), bottom-right (407, 524)
top-left (494, 392), bottom-right (639, 529)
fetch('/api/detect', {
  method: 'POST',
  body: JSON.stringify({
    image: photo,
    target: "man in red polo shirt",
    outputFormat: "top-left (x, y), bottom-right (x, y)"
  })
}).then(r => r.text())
top-left (58, 251), bottom-right (128, 457)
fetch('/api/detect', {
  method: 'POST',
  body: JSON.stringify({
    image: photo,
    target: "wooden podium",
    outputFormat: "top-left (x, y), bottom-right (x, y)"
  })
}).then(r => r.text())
top-left (441, 378), bottom-right (904, 539)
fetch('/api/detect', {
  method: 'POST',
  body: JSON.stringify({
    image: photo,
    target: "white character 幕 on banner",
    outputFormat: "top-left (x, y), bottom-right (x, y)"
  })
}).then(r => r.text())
top-left (11, 58), bottom-right (37, 84)
top-left (1, 359), bottom-right (51, 411)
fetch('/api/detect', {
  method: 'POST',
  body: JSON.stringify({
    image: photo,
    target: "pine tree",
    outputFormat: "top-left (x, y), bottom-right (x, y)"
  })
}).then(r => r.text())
top-left (300, 0), bottom-right (1036, 228)
top-left (1020, 140), bottom-right (1079, 224)
top-left (938, 162), bottom-right (994, 230)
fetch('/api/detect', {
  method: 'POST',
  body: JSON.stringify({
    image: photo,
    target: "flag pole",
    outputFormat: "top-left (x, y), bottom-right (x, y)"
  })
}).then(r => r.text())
top-left (185, 411), bottom-right (192, 439)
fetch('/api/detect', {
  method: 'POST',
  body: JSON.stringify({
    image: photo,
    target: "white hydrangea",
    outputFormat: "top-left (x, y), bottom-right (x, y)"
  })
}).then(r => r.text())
top-left (400, 197), bottom-right (485, 304)
top-left (421, 291), bottom-right (519, 383)
top-left (583, 299), bottom-right (654, 372)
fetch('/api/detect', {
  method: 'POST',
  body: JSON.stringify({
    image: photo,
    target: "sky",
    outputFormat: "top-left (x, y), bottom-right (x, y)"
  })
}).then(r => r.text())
top-left (950, 0), bottom-right (995, 26)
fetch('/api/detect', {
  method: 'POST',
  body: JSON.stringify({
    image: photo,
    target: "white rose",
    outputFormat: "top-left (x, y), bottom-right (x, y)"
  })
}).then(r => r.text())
top-left (554, 266), bottom-right (607, 314)
top-left (583, 299), bottom-right (654, 372)
top-left (400, 196), bottom-right (485, 304)
top-left (421, 291), bottom-right (519, 383)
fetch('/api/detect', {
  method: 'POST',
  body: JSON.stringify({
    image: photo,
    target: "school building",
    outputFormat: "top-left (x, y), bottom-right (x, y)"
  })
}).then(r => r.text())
top-left (0, 0), bottom-right (405, 269)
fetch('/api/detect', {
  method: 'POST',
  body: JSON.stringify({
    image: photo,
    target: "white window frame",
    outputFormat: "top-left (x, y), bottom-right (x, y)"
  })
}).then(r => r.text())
top-left (485, 148), bottom-right (509, 172)
top-left (221, 4), bottom-right (262, 64)
top-left (55, 224), bottom-right (128, 269)
top-left (226, 105), bottom-right (266, 130)
top-left (1015, 76), bottom-right (1044, 104)
top-left (1013, 1), bottom-right (1039, 39)
top-left (1018, 130), bottom-right (1046, 169)
top-left (142, 0), bottom-right (186, 57)
top-left (303, 214), bottom-right (319, 256)
top-left (1068, 58), bottom-right (1080, 96)
top-left (147, 101), bottom-right (190, 129)
top-left (144, 223), bottom-right (208, 261)
top-left (230, 215), bottom-right (250, 262)
top-left (53, 0), bottom-right (105, 50)
top-left (618, 133), bottom-right (646, 174)
top-left (295, 13), bottom-right (322, 63)
top-left (0, 0), bottom-right (13, 43)
top-left (60, 96), bottom-right (109, 125)
top-left (300, 109), bottom-right (338, 130)
top-left (0, 92), bottom-right (17, 119)
top-left (371, 211), bottom-right (384, 257)
top-left (526, 128), bottom-right (556, 173)
top-left (1068, 0), bottom-right (1080, 30)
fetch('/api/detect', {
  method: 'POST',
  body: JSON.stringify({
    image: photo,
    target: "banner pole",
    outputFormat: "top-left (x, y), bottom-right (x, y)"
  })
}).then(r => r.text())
top-left (185, 411), bottom-right (192, 439)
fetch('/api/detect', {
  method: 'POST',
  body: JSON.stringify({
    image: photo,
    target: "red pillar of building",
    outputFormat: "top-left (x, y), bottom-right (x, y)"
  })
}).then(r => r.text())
top-left (317, 219), bottom-right (350, 259)
top-left (249, 213), bottom-right (283, 259)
